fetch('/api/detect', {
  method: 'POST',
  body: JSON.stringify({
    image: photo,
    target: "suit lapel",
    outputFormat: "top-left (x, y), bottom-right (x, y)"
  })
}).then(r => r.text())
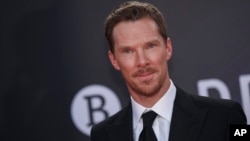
top-left (169, 87), bottom-right (208, 141)
top-left (105, 87), bottom-right (208, 141)
top-left (106, 104), bottom-right (134, 141)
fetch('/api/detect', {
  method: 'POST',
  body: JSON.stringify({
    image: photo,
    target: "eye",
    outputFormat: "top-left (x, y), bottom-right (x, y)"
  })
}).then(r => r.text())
top-left (123, 48), bottom-right (133, 54)
top-left (147, 43), bottom-right (156, 49)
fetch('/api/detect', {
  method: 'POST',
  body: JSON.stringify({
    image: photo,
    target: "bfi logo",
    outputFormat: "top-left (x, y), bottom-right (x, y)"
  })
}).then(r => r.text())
top-left (230, 125), bottom-right (250, 141)
top-left (71, 84), bottom-right (121, 136)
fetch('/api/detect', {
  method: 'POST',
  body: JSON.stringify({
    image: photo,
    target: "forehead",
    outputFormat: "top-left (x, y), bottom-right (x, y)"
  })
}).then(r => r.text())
top-left (112, 17), bottom-right (162, 48)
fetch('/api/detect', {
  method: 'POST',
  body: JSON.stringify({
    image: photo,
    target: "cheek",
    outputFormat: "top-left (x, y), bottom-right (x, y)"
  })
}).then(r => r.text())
top-left (116, 58), bottom-right (136, 73)
top-left (148, 50), bottom-right (168, 65)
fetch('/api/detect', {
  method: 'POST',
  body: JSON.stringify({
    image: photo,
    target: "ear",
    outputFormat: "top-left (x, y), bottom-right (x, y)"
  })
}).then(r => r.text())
top-left (108, 50), bottom-right (120, 70)
top-left (166, 38), bottom-right (173, 61)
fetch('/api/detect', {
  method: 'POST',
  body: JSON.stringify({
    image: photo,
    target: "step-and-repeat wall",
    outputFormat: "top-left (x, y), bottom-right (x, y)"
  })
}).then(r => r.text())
top-left (1, 0), bottom-right (249, 141)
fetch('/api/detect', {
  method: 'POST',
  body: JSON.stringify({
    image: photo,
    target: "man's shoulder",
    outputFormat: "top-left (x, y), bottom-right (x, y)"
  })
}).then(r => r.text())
top-left (176, 86), bottom-right (242, 110)
top-left (189, 93), bottom-right (241, 110)
top-left (176, 87), bottom-right (247, 124)
top-left (91, 104), bottom-right (131, 131)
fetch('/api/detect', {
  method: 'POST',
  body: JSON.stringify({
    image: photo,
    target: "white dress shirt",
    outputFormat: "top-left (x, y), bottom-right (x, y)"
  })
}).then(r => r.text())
top-left (131, 80), bottom-right (176, 141)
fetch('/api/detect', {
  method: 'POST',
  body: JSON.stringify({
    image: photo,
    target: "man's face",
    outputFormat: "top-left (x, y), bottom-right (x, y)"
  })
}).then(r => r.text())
top-left (109, 17), bottom-right (172, 98)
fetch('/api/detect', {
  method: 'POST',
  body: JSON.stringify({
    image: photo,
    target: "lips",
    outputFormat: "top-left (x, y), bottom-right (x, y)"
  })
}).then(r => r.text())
top-left (138, 73), bottom-right (154, 82)
top-left (137, 72), bottom-right (153, 77)
top-left (133, 68), bottom-right (156, 82)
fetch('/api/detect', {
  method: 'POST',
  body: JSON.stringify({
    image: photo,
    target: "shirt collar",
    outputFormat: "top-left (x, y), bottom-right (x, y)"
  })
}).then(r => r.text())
top-left (131, 80), bottom-right (176, 129)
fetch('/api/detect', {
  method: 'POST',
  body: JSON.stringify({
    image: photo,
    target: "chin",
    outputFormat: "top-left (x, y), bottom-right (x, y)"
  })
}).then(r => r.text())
top-left (135, 82), bottom-right (161, 97)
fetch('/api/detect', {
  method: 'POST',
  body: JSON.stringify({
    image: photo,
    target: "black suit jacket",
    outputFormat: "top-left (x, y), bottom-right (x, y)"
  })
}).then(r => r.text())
top-left (91, 87), bottom-right (246, 141)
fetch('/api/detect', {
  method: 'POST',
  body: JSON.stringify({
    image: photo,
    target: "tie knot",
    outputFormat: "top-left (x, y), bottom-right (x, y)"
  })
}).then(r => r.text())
top-left (142, 111), bottom-right (157, 127)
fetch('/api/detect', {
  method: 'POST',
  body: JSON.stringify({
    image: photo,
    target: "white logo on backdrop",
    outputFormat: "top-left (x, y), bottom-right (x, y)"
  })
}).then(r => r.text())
top-left (71, 84), bottom-right (121, 136)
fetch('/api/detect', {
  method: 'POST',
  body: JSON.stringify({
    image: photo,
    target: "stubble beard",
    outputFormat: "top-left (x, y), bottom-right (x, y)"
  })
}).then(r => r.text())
top-left (133, 79), bottom-right (163, 97)
top-left (128, 68), bottom-right (166, 97)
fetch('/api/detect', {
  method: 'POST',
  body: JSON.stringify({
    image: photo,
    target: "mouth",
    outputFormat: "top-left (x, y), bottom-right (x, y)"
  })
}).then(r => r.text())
top-left (137, 73), bottom-right (154, 82)
top-left (134, 68), bottom-right (156, 82)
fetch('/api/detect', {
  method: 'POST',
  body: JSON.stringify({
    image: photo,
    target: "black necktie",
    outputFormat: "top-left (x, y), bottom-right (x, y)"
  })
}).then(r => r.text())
top-left (139, 111), bottom-right (158, 141)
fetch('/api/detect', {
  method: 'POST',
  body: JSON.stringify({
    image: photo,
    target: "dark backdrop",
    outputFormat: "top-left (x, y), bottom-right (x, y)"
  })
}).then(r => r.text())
top-left (1, 0), bottom-right (249, 141)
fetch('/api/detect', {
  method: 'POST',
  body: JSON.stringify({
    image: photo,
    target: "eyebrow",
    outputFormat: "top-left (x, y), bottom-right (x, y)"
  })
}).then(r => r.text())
top-left (146, 39), bottom-right (160, 44)
top-left (117, 38), bottom-right (161, 49)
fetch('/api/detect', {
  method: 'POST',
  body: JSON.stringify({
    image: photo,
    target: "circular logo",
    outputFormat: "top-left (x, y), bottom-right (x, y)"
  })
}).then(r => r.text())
top-left (71, 84), bottom-right (121, 136)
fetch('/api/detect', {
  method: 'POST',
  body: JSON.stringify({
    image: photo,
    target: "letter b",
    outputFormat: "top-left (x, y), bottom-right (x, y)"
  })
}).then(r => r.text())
top-left (84, 95), bottom-right (108, 126)
top-left (71, 84), bottom-right (121, 136)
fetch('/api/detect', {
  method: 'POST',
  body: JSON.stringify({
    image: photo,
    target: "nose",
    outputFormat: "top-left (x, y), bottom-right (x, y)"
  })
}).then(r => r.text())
top-left (136, 49), bottom-right (149, 68)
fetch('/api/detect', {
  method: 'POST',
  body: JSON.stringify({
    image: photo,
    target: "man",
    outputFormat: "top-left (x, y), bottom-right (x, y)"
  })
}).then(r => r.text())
top-left (91, 1), bottom-right (247, 141)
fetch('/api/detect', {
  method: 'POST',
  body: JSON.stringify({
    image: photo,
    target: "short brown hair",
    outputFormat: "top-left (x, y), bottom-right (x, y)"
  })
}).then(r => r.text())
top-left (105, 1), bottom-right (168, 53)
